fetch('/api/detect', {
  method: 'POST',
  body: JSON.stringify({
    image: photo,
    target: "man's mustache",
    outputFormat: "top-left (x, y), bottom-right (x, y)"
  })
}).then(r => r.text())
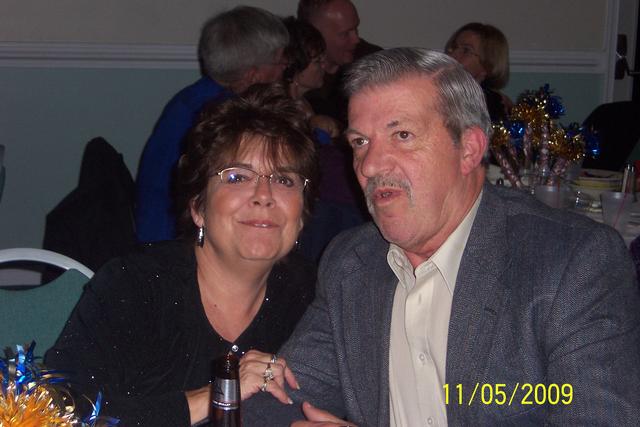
top-left (364, 176), bottom-right (412, 211)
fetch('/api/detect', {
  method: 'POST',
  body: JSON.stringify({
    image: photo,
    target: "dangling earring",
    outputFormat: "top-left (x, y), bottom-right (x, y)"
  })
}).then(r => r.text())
top-left (197, 226), bottom-right (205, 247)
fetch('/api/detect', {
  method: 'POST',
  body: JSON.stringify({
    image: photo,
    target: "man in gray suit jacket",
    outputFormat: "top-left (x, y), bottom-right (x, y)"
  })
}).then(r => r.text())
top-left (243, 48), bottom-right (640, 426)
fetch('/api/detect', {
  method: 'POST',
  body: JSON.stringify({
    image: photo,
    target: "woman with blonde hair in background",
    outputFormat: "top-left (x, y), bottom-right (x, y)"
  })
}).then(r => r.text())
top-left (446, 22), bottom-right (512, 123)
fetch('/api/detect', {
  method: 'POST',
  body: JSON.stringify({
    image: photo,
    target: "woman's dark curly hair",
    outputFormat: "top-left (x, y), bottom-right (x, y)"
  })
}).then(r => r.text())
top-left (176, 83), bottom-right (318, 241)
top-left (282, 16), bottom-right (326, 83)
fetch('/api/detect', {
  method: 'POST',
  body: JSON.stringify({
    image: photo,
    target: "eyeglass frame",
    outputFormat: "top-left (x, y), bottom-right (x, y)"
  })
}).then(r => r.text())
top-left (447, 44), bottom-right (481, 59)
top-left (215, 166), bottom-right (310, 192)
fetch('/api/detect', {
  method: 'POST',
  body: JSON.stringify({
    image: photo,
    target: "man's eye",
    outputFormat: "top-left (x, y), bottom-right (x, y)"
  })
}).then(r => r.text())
top-left (350, 137), bottom-right (369, 148)
top-left (394, 130), bottom-right (412, 141)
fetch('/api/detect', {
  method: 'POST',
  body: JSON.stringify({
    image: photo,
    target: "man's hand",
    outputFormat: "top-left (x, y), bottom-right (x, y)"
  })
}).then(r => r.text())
top-left (290, 401), bottom-right (356, 427)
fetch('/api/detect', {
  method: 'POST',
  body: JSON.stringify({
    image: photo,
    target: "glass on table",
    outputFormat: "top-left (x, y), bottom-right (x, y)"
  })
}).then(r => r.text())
top-left (600, 191), bottom-right (633, 233)
top-left (534, 184), bottom-right (573, 209)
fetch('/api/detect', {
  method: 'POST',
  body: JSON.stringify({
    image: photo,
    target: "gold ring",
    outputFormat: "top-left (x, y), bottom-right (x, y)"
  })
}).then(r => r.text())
top-left (270, 354), bottom-right (278, 364)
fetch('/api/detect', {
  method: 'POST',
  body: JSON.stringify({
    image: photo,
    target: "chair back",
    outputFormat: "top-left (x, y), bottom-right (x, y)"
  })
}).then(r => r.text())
top-left (0, 248), bottom-right (93, 355)
top-left (582, 101), bottom-right (640, 171)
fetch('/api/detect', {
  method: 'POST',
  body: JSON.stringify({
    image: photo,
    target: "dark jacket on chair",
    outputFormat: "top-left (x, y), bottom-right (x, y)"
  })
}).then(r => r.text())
top-left (43, 137), bottom-right (136, 274)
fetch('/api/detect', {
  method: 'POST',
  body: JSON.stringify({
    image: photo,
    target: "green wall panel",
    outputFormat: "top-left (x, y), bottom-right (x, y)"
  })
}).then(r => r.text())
top-left (505, 72), bottom-right (604, 125)
top-left (0, 67), bottom-right (199, 248)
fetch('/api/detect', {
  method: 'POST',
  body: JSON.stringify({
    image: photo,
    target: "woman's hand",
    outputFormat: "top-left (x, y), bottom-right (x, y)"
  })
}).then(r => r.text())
top-left (240, 350), bottom-right (299, 404)
top-left (185, 385), bottom-right (211, 425)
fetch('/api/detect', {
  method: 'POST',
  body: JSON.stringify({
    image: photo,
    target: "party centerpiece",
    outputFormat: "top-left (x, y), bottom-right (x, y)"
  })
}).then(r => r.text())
top-left (0, 342), bottom-right (118, 426)
top-left (490, 84), bottom-right (599, 190)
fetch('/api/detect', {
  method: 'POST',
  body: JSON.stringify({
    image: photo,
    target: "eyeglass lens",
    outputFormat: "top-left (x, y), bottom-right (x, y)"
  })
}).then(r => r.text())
top-left (217, 167), bottom-right (307, 192)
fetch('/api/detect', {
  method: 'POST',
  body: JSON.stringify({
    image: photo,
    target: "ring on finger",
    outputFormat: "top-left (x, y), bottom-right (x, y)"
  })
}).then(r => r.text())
top-left (270, 354), bottom-right (277, 364)
top-left (260, 378), bottom-right (268, 392)
top-left (263, 363), bottom-right (274, 381)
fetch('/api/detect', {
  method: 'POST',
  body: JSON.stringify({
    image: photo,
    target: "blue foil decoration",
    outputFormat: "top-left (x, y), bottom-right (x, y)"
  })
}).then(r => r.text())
top-left (582, 128), bottom-right (601, 158)
top-left (508, 120), bottom-right (526, 139)
top-left (518, 84), bottom-right (566, 119)
top-left (1, 342), bottom-right (119, 426)
top-left (85, 391), bottom-right (120, 426)
top-left (546, 95), bottom-right (565, 119)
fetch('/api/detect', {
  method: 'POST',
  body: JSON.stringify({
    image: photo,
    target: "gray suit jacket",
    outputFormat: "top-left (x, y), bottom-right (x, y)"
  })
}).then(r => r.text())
top-left (244, 184), bottom-right (640, 426)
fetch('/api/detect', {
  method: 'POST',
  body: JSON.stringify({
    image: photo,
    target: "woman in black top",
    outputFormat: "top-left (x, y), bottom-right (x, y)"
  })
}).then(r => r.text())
top-left (45, 84), bottom-right (318, 426)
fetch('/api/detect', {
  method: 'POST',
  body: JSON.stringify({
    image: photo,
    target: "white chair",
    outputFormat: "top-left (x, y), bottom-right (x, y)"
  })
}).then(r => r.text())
top-left (0, 248), bottom-right (93, 355)
top-left (0, 248), bottom-right (94, 278)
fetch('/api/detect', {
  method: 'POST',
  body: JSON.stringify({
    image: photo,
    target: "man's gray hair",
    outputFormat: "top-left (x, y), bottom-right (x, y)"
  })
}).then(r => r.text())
top-left (344, 48), bottom-right (492, 143)
top-left (198, 6), bottom-right (289, 85)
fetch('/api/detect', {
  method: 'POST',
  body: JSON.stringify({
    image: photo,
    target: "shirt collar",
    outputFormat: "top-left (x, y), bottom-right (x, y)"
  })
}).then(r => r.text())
top-left (387, 191), bottom-right (483, 295)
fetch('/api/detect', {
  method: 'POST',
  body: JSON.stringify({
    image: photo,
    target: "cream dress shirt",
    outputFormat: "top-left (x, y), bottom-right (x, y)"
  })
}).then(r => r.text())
top-left (388, 193), bottom-right (481, 427)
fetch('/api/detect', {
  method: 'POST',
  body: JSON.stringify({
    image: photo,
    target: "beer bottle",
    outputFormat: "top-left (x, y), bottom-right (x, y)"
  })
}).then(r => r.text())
top-left (210, 352), bottom-right (241, 427)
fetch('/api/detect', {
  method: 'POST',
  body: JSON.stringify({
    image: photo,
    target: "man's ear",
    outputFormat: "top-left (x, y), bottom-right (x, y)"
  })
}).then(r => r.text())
top-left (460, 126), bottom-right (488, 176)
top-left (243, 67), bottom-right (259, 86)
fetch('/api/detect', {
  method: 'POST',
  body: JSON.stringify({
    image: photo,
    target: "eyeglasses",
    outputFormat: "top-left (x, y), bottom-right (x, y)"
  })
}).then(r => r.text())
top-left (448, 44), bottom-right (481, 59)
top-left (216, 167), bottom-right (310, 194)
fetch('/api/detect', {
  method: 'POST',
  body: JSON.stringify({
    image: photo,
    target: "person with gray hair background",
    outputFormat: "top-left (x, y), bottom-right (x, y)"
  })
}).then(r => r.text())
top-left (135, 6), bottom-right (289, 244)
top-left (242, 47), bottom-right (640, 426)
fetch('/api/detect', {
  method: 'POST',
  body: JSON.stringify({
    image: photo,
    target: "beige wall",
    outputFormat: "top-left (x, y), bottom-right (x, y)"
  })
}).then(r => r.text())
top-left (359, 0), bottom-right (607, 50)
top-left (1, 0), bottom-right (609, 51)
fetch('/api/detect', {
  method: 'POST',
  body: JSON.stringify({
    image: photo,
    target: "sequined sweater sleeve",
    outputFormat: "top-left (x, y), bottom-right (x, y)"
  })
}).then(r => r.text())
top-left (44, 241), bottom-right (316, 426)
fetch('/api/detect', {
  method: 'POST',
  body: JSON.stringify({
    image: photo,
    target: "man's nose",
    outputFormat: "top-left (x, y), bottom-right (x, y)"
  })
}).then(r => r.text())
top-left (356, 140), bottom-right (389, 179)
top-left (349, 30), bottom-right (360, 47)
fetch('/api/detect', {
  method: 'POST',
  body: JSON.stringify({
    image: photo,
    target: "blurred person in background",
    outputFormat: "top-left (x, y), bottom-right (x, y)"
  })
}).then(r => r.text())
top-left (446, 22), bottom-right (512, 123)
top-left (283, 14), bottom-right (369, 262)
top-left (297, 0), bottom-right (380, 125)
top-left (283, 16), bottom-right (339, 140)
top-left (135, 6), bottom-right (289, 243)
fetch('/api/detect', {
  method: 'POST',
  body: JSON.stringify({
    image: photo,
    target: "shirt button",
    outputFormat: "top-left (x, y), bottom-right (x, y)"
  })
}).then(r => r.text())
top-left (427, 417), bottom-right (433, 425)
top-left (418, 353), bottom-right (426, 362)
top-left (231, 345), bottom-right (239, 353)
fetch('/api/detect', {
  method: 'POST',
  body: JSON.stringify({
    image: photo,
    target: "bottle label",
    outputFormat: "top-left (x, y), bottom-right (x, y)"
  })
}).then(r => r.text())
top-left (212, 378), bottom-right (239, 410)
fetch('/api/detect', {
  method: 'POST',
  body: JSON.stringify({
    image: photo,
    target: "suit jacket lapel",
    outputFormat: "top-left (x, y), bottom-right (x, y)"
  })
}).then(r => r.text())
top-left (341, 231), bottom-right (396, 427)
top-left (446, 185), bottom-right (512, 391)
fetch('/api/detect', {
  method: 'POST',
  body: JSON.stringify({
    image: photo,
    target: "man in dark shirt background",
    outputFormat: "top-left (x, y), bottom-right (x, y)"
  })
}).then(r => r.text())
top-left (296, 0), bottom-right (382, 262)
top-left (297, 0), bottom-right (380, 124)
